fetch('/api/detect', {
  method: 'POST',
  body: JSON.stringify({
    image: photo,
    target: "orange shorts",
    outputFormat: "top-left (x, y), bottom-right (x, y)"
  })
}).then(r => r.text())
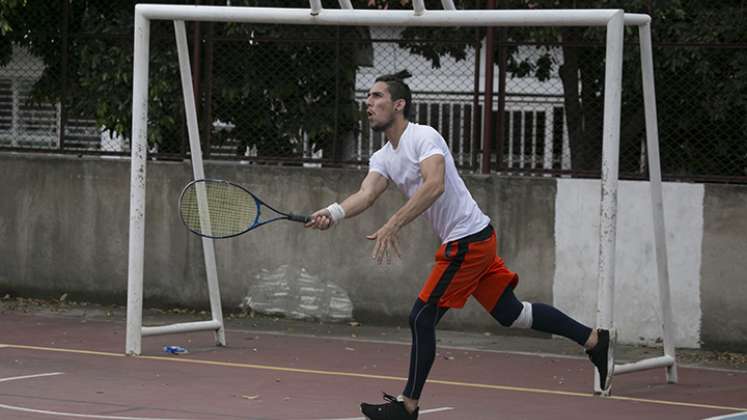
top-left (418, 225), bottom-right (518, 310)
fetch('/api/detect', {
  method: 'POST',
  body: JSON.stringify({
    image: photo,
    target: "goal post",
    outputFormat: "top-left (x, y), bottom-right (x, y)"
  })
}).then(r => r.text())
top-left (126, 1), bottom-right (676, 394)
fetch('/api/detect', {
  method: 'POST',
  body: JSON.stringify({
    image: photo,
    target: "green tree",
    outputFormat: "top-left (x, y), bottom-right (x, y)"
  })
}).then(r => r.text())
top-left (648, 1), bottom-right (747, 177)
top-left (395, 0), bottom-right (747, 177)
top-left (206, 6), bottom-right (366, 160)
top-left (0, 0), bottom-right (185, 152)
top-left (3, 0), bottom-right (744, 177)
top-left (0, 0), bottom-right (368, 159)
top-left (0, 0), bottom-right (25, 65)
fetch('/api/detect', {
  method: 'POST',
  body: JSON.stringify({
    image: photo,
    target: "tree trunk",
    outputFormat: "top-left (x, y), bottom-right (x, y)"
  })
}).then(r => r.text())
top-left (559, 29), bottom-right (583, 172)
top-left (579, 49), bottom-right (603, 172)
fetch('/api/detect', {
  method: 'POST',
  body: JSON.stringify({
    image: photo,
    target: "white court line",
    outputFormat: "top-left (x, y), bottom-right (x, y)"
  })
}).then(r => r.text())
top-left (0, 370), bottom-right (450, 419)
top-left (0, 372), bottom-right (64, 383)
top-left (0, 403), bottom-right (195, 420)
top-left (0, 371), bottom-right (193, 420)
top-left (319, 406), bottom-right (454, 420)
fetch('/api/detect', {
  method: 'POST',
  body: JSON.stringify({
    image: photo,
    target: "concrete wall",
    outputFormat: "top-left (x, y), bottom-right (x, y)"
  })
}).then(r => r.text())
top-left (554, 179), bottom-right (704, 348)
top-left (700, 184), bottom-right (747, 349)
top-left (1, 153), bottom-right (745, 350)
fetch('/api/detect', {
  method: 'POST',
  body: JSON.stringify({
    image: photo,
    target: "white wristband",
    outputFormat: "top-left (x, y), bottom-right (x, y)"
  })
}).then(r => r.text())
top-left (325, 202), bottom-right (346, 224)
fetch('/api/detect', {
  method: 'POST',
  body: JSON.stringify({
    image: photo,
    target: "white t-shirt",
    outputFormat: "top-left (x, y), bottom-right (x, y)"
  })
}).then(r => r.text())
top-left (368, 122), bottom-right (490, 243)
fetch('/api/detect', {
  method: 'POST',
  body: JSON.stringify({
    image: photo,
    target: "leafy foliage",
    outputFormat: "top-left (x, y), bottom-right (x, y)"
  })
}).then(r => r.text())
top-left (207, 9), bottom-right (364, 159)
top-left (1, 0), bottom-right (368, 157)
top-left (2, 0), bottom-right (745, 176)
top-left (395, 0), bottom-right (747, 176)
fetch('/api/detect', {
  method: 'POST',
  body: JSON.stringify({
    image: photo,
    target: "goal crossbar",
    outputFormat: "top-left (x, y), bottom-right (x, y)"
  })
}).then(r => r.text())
top-left (126, 3), bottom-right (676, 396)
top-left (136, 4), bottom-right (645, 27)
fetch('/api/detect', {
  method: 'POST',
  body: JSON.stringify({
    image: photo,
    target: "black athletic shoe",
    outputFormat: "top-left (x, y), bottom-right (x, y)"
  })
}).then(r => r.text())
top-left (360, 393), bottom-right (419, 420)
top-left (586, 328), bottom-right (615, 392)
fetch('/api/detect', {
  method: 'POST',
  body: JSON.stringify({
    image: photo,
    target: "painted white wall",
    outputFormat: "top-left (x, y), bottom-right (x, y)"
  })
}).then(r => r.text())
top-left (554, 179), bottom-right (704, 348)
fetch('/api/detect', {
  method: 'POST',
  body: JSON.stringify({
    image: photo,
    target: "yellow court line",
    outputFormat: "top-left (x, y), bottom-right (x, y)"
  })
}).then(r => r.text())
top-left (4, 343), bottom-right (746, 413)
top-left (4, 344), bottom-right (127, 358)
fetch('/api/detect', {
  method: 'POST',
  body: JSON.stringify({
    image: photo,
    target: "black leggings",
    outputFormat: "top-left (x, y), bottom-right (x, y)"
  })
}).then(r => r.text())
top-left (402, 286), bottom-right (592, 400)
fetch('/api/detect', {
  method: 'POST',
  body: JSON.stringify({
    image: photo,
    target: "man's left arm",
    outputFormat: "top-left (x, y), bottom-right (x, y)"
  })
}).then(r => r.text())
top-left (368, 154), bottom-right (445, 263)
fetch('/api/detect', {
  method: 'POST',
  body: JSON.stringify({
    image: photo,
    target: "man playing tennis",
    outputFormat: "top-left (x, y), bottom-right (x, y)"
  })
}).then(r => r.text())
top-left (305, 70), bottom-right (614, 420)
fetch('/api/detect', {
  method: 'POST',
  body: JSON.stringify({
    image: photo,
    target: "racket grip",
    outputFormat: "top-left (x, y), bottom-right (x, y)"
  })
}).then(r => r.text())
top-left (288, 213), bottom-right (311, 224)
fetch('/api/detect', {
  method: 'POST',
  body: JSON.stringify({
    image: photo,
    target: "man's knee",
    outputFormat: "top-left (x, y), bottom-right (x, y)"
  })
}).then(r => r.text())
top-left (493, 301), bottom-right (532, 328)
top-left (409, 302), bottom-right (436, 331)
top-left (491, 288), bottom-right (533, 329)
top-left (509, 302), bottom-right (533, 328)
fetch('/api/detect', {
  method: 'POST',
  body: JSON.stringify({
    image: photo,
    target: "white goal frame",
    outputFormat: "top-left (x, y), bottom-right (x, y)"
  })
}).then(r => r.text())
top-left (126, 1), bottom-right (677, 395)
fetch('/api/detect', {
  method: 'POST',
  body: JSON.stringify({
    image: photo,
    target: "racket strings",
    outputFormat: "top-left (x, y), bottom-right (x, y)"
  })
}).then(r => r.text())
top-left (180, 181), bottom-right (257, 237)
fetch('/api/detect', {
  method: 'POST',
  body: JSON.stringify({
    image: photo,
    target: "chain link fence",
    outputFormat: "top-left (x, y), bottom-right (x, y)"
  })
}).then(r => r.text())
top-left (0, 1), bottom-right (745, 182)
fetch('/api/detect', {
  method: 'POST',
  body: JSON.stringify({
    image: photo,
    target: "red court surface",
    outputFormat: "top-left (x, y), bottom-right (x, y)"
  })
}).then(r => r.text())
top-left (1, 309), bottom-right (745, 420)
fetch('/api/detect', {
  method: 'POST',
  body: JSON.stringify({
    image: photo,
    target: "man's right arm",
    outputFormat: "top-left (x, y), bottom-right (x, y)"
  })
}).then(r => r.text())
top-left (305, 171), bottom-right (388, 230)
top-left (339, 171), bottom-right (388, 218)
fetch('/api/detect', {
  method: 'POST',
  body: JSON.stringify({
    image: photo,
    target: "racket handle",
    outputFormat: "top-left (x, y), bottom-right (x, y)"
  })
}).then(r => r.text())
top-left (288, 213), bottom-right (311, 224)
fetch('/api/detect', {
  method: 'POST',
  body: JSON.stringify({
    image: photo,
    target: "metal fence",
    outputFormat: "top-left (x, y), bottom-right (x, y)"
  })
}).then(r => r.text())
top-left (1, 1), bottom-right (745, 183)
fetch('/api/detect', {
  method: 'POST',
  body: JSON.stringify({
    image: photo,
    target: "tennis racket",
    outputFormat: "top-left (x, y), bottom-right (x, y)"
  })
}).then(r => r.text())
top-left (178, 179), bottom-right (310, 239)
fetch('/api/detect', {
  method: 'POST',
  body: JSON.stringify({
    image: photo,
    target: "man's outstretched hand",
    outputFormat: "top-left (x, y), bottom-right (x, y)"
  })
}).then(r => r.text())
top-left (367, 223), bottom-right (402, 264)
